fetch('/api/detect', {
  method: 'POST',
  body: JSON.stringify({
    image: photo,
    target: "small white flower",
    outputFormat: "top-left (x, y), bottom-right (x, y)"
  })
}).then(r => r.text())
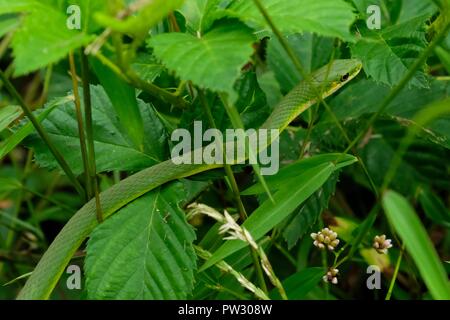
top-left (323, 268), bottom-right (339, 285)
top-left (186, 203), bottom-right (226, 223)
top-left (311, 227), bottom-right (340, 251)
top-left (219, 211), bottom-right (241, 237)
top-left (219, 211), bottom-right (258, 249)
top-left (373, 235), bottom-right (393, 254)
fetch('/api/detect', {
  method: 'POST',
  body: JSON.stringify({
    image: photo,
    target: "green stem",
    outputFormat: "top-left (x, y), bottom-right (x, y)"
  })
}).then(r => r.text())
top-left (91, 51), bottom-right (188, 109)
top-left (23, 187), bottom-right (75, 214)
top-left (318, 219), bottom-right (329, 299)
top-left (80, 48), bottom-right (104, 222)
top-left (0, 70), bottom-right (85, 199)
top-left (199, 90), bottom-right (268, 294)
top-left (39, 64), bottom-right (53, 105)
top-left (273, 241), bottom-right (297, 268)
top-left (126, 69), bottom-right (188, 109)
top-left (386, 244), bottom-right (405, 300)
top-left (208, 284), bottom-right (249, 300)
top-left (219, 93), bottom-right (274, 203)
top-left (69, 51), bottom-right (92, 200)
top-left (299, 106), bottom-right (318, 159)
top-left (250, 249), bottom-right (269, 294)
top-left (4, 151), bottom-right (33, 249)
top-left (321, 100), bottom-right (379, 197)
top-left (0, 32), bottom-right (13, 60)
top-left (251, 0), bottom-right (303, 76)
top-left (198, 91), bottom-right (248, 220)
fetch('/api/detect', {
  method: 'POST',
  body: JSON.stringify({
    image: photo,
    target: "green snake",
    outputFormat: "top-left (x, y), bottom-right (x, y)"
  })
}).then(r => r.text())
top-left (17, 59), bottom-right (362, 299)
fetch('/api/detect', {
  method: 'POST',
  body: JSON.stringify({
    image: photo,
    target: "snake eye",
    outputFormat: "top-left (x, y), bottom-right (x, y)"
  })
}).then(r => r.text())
top-left (341, 73), bottom-right (350, 81)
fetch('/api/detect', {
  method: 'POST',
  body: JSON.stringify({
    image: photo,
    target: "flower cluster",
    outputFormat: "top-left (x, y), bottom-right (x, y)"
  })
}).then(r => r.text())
top-left (311, 227), bottom-right (340, 251)
top-left (323, 268), bottom-right (339, 284)
top-left (310, 226), bottom-right (394, 286)
top-left (373, 234), bottom-right (393, 254)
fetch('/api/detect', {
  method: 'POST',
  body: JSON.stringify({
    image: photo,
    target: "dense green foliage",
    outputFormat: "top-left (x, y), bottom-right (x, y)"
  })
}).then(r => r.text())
top-left (0, 0), bottom-right (449, 300)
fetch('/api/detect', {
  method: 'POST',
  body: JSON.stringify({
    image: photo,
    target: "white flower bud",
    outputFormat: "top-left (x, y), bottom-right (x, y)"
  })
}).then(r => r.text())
top-left (373, 234), bottom-right (393, 254)
top-left (311, 227), bottom-right (340, 251)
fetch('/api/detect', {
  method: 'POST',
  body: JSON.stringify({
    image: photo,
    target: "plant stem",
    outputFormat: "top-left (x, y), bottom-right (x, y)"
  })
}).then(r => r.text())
top-left (0, 70), bottom-right (85, 199)
top-left (219, 93), bottom-right (274, 203)
top-left (207, 284), bottom-right (249, 300)
top-left (386, 244), bottom-right (405, 300)
top-left (251, 0), bottom-right (303, 75)
top-left (80, 48), bottom-right (104, 222)
top-left (195, 245), bottom-right (269, 300)
top-left (198, 91), bottom-right (248, 221)
top-left (22, 186), bottom-right (76, 214)
top-left (273, 241), bottom-right (297, 268)
top-left (199, 90), bottom-right (268, 294)
top-left (169, 12), bottom-right (181, 32)
top-left (69, 51), bottom-right (92, 200)
top-left (125, 68), bottom-right (188, 109)
top-left (91, 51), bottom-right (188, 109)
top-left (250, 249), bottom-right (269, 294)
top-left (38, 64), bottom-right (53, 106)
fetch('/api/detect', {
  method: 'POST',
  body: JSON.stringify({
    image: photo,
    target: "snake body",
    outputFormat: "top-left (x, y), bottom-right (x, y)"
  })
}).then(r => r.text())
top-left (17, 59), bottom-right (362, 299)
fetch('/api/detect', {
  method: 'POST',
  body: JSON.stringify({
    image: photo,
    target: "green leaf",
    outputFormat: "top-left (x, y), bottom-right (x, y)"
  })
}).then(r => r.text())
top-left (347, 207), bottom-right (378, 258)
top-left (3, 272), bottom-right (33, 287)
top-left (94, 0), bottom-right (184, 36)
top-left (91, 57), bottom-right (144, 150)
top-left (241, 153), bottom-right (356, 195)
top-left (11, 4), bottom-right (93, 76)
top-left (351, 0), bottom-right (437, 26)
top-left (351, 15), bottom-right (429, 88)
top-left (271, 267), bottom-right (325, 300)
top-left (201, 161), bottom-right (346, 271)
top-left (67, 0), bottom-right (107, 33)
top-left (85, 181), bottom-right (197, 299)
top-left (233, 71), bottom-right (271, 129)
top-left (396, 0), bottom-right (438, 22)
top-left (179, 0), bottom-right (208, 32)
top-left (0, 0), bottom-right (40, 14)
top-left (0, 209), bottom-right (43, 239)
top-left (282, 172), bottom-right (339, 249)
top-left (418, 187), bottom-right (450, 227)
top-left (435, 46), bottom-right (450, 74)
top-left (27, 86), bottom-right (168, 175)
top-left (267, 32), bottom-right (334, 93)
top-left (0, 14), bottom-right (19, 37)
top-left (39, 0), bottom-right (108, 33)
top-left (227, 0), bottom-right (356, 41)
top-left (327, 79), bottom-right (450, 149)
top-left (257, 70), bottom-right (282, 108)
top-left (148, 21), bottom-right (255, 95)
top-left (0, 177), bottom-right (22, 193)
top-left (382, 190), bottom-right (450, 300)
top-left (131, 53), bottom-right (164, 83)
top-left (350, 123), bottom-right (450, 194)
top-left (0, 96), bottom-right (73, 161)
top-left (179, 0), bottom-right (223, 34)
top-left (0, 105), bottom-right (22, 132)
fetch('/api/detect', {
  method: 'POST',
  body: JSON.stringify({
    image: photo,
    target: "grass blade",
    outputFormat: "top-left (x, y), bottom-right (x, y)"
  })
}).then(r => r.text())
top-left (0, 96), bottom-right (73, 160)
top-left (382, 190), bottom-right (450, 300)
top-left (271, 267), bottom-right (325, 300)
top-left (0, 105), bottom-right (21, 132)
